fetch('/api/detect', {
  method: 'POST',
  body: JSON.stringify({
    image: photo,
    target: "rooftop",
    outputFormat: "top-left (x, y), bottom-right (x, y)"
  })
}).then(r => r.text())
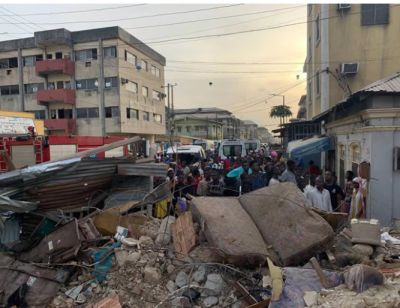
top-left (0, 26), bottom-right (165, 65)
top-left (358, 72), bottom-right (400, 94)
top-left (174, 107), bottom-right (232, 115)
top-left (242, 120), bottom-right (258, 126)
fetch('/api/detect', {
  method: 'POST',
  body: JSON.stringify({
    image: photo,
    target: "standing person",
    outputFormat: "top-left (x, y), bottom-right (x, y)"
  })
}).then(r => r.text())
top-left (349, 177), bottom-right (366, 220)
top-left (279, 160), bottom-right (297, 184)
top-left (307, 176), bottom-right (332, 212)
top-left (209, 169), bottom-right (225, 196)
top-left (341, 170), bottom-right (354, 213)
top-left (192, 168), bottom-right (201, 195)
top-left (249, 161), bottom-right (267, 191)
top-left (324, 170), bottom-right (344, 212)
top-left (268, 167), bottom-right (281, 186)
top-left (303, 175), bottom-right (316, 200)
top-left (197, 168), bottom-right (211, 196)
top-left (307, 160), bottom-right (320, 176)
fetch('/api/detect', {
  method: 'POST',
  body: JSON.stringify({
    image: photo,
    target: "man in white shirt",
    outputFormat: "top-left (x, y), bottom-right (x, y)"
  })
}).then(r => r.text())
top-left (307, 176), bottom-right (332, 212)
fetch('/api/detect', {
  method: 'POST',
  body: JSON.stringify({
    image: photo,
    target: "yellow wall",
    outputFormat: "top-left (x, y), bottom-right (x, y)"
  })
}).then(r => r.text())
top-left (307, 4), bottom-right (400, 118)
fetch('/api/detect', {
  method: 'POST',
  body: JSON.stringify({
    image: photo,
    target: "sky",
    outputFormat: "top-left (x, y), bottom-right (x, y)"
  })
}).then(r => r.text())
top-left (0, 3), bottom-right (307, 131)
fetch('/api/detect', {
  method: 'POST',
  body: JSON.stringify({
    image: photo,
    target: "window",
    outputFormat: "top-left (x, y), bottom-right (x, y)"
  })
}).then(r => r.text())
top-left (23, 55), bottom-right (43, 66)
top-left (46, 54), bottom-right (53, 60)
top-left (75, 48), bottom-right (98, 61)
top-left (141, 60), bottom-right (148, 71)
top-left (315, 15), bottom-right (320, 43)
top-left (177, 126), bottom-right (182, 133)
top-left (186, 126), bottom-right (192, 133)
top-left (103, 46), bottom-right (117, 58)
top-left (65, 81), bottom-right (71, 89)
top-left (55, 52), bottom-right (63, 59)
top-left (0, 57), bottom-right (18, 69)
top-left (105, 106), bottom-right (120, 118)
top-left (58, 109), bottom-right (73, 119)
top-left (361, 4), bottom-right (389, 26)
top-left (85, 61), bottom-right (91, 67)
top-left (151, 65), bottom-right (160, 77)
top-left (125, 50), bottom-right (137, 66)
top-left (316, 71), bottom-right (320, 95)
top-left (33, 110), bottom-right (46, 119)
top-left (125, 80), bottom-right (138, 93)
top-left (77, 107), bottom-right (99, 119)
top-left (126, 108), bottom-right (139, 120)
top-left (76, 78), bottom-right (98, 90)
top-left (142, 111), bottom-right (150, 121)
top-left (56, 81), bottom-right (64, 89)
top-left (142, 86), bottom-right (148, 97)
top-left (152, 90), bottom-right (162, 101)
top-left (154, 113), bottom-right (162, 123)
top-left (0, 85), bottom-right (19, 96)
top-left (105, 77), bottom-right (118, 89)
top-left (24, 83), bottom-right (44, 94)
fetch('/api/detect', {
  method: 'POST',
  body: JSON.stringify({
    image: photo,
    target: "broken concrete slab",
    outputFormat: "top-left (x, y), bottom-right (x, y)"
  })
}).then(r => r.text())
top-left (191, 197), bottom-right (272, 267)
top-left (240, 183), bottom-right (335, 266)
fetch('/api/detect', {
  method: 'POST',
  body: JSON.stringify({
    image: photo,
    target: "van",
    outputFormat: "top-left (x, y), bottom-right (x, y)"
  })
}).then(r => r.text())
top-left (244, 139), bottom-right (261, 153)
top-left (218, 139), bottom-right (246, 160)
top-left (167, 145), bottom-right (206, 164)
top-left (193, 139), bottom-right (214, 151)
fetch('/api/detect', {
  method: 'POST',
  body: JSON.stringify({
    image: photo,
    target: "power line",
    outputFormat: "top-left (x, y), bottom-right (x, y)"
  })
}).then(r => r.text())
top-left (0, 4), bottom-right (147, 16)
top-left (0, 6), bottom-right (45, 31)
top-left (123, 5), bottom-right (303, 30)
top-left (0, 4), bottom-right (244, 25)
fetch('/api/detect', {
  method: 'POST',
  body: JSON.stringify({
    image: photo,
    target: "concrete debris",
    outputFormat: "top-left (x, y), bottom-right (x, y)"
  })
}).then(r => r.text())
top-left (203, 273), bottom-right (225, 296)
top-left (203, 296), bottom-right (219, 307)
top-left (155, 216), bottom-right (176, 246)
top-left (352, 244), bottom-right (374, 257)
top-left (192, 265), bottom-right (207, 283)
top-left (143, 266), bottom-right (162, 283)
top-left (343, 264), bottom-right (384, 293)
top-left (303, 291), bottom-right (318, 307)
top-left (175, 271), bottom-right (189, 288)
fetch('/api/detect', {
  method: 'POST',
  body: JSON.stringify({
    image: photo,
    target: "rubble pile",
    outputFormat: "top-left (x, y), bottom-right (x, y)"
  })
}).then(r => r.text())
top-left (1, 139), bottom-right (400, 307)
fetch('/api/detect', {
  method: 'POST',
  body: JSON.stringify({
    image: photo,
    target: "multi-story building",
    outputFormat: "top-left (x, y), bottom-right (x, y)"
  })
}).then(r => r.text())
top-left (173, 107), bottom-right (241, 139)
top-left (0, 27), bottom-right (166, 142)
top-left (305, 4), bottom-right (400, 119)
top-left (174, 117), bottom-right (223, 140)
top-left (240, 120), bottom-right (258, 139)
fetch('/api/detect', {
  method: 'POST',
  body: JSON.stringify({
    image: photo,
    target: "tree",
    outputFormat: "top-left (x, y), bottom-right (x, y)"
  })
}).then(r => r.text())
top-left (269, 105), bottom-right (293, 126)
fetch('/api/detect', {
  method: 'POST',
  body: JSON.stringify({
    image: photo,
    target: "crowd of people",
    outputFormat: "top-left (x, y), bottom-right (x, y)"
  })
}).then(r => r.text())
top-left (155, 147), bottom-right (366, 220)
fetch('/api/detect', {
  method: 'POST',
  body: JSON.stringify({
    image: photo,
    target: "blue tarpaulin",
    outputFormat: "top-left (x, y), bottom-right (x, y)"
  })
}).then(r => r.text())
top-left (288, 137), bottom-right (330, 160)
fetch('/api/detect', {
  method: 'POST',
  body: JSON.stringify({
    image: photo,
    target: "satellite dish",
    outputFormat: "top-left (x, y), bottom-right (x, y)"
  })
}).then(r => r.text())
top-left (209, 82), bottom-right (213, 86)
top-left (136, 65), bottom-right (142, 71)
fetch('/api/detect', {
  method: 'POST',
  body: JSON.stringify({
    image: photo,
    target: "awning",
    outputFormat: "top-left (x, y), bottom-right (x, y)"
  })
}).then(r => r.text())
top-left (288, 136), bottom-right (330, 159)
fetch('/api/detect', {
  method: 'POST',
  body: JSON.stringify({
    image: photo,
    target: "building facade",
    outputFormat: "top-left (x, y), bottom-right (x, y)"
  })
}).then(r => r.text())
top-left (174, 117), bottom-right (223, 140)
top-left (305, 4), bottom-right (400, 119)
top-left (240, 120), bottom-right (258, 139)
top-left (174, 108), bottom-right (241, 139)
top-left (318, 73), bottom-right (400, 226)
top-left (0, 27), bottom-right (166, 142)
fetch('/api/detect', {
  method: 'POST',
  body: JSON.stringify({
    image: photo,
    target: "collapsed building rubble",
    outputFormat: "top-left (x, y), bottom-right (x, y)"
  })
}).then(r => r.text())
top-left (0, 144), bottom-right (400, 307)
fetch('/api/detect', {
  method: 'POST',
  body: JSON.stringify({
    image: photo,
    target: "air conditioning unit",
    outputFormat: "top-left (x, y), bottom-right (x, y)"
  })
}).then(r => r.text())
top-left (121, 78), bottom-right (128, 85)
top-left (341, 63), bottom-right (359, 75)
top-left (338, 4), bottom-right (351, 10)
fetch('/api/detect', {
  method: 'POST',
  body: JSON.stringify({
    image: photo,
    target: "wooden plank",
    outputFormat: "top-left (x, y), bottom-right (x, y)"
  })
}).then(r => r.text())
top-left (246, 299), bottom-right (271, 308)
top-left (310, 257), bottom-right (331, 289)
top-left (234, 281), bottom-right (258, 305)
top-left (171, 211), bottom-right (196, 257)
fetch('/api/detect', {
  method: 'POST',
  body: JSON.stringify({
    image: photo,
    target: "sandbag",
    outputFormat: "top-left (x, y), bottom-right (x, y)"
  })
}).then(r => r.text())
top-left (191, 197), bottom-right (277, 267)
top-left (240, 183), bottom-right (335, 266)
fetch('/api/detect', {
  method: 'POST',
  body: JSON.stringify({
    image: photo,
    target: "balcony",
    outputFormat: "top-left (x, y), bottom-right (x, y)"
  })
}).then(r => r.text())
top-left (35, 59), bottom-right (75, 76)
top-left (44, 119), bottom-right (76, 134)
top-left (37, 89), bottom-right (76, 105)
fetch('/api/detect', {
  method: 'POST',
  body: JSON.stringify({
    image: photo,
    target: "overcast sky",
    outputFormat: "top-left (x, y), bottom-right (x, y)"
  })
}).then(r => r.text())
top-left (0, 4), bottom-right (307, 131)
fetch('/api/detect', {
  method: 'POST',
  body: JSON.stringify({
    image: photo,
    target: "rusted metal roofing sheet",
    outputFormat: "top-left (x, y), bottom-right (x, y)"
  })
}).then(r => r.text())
top-left (359, 72), bottom-right (400, 93)
top-left (117, 162), bottom-right (168, 177)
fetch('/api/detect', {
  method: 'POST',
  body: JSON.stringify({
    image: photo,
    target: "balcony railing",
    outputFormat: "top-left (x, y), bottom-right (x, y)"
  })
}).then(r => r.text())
top-left (35, 58), bottom-right (75, 76)
top-left (44, 119), bottom-right (76, 134)
top-left (37, 89), bottom-right (76, 105)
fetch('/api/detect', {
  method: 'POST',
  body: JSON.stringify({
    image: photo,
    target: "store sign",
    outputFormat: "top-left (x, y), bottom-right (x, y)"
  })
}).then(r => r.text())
top-left (0, 116), bottom-right (35, 135)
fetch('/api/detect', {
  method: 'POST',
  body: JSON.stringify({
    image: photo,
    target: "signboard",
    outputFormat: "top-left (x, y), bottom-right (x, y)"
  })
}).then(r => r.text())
top-left (0, 116), bottom-right (35, 135)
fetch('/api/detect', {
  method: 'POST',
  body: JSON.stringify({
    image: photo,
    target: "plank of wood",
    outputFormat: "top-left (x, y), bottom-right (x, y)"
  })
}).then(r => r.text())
top-left (310, 257), bottom-right (331, 289)
top-left (171, 211), bottom-right (196, 257)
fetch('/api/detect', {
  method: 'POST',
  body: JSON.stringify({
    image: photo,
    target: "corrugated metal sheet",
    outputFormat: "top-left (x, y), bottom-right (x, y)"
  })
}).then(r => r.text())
top-left (359, 72), bottom-right (400, 93)
top-left (117, 163), bottom-right (168, 177)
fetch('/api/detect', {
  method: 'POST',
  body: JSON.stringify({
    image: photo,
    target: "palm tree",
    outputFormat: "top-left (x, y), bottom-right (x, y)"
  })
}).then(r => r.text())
top-left (269, 105), bottom-right (293, 126)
